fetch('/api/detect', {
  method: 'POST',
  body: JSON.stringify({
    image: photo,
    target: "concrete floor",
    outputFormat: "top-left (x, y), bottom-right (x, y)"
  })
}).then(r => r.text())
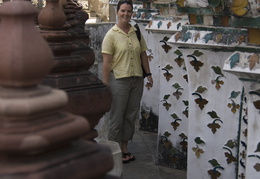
top-left (121, 131), bottom-right (187, 179)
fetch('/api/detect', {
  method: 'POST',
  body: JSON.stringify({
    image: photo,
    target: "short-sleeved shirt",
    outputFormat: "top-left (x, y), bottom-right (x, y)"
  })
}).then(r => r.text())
top-left (102, 24), bottom-right (148, 79)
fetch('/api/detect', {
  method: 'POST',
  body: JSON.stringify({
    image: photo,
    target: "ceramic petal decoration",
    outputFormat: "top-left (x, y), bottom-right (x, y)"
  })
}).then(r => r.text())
top-left (248, 53), bottom-right (259, 70)
top-left (229, 53), bottom-right (240, 69)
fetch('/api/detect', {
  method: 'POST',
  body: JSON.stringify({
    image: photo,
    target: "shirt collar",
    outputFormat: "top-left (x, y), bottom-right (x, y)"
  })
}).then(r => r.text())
top-left (112, 24), bottom-right (136, 34)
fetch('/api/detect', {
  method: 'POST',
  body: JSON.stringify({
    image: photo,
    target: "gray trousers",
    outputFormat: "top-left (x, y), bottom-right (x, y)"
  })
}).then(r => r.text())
top-left (108, 72), bottom-right (144, 143)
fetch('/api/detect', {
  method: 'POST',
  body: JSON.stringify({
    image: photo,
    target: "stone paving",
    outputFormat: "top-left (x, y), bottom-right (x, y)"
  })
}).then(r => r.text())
top-left (121, 131), bottom-right (187, 179)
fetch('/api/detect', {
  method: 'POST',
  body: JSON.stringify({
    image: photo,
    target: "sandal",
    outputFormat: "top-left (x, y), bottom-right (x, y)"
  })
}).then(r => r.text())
top-left (122, 152), bottom-right (135, 161)
top-left (122, 153), bottom-right (130, 164)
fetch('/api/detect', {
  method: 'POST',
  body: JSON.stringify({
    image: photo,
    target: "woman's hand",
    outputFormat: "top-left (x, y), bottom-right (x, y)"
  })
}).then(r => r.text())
top-left (146, 75), bottom-right (153, 88)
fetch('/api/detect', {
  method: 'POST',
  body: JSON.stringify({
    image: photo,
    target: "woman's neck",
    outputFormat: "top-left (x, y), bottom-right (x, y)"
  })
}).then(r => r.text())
top-left (117, 22), bottom-right (131, 34)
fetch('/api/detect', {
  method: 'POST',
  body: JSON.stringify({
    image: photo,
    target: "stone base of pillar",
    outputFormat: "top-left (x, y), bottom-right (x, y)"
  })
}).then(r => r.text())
top-left (0, 140), bottom-right (114, 179)
top-left (95, 138), bottom-right (123, 178)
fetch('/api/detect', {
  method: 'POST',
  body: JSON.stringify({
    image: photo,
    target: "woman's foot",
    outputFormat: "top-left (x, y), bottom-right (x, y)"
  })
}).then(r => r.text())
top-left (122, 152), bottom-right (135, 161)
top-left (122, 153), bottom-right (130, 164)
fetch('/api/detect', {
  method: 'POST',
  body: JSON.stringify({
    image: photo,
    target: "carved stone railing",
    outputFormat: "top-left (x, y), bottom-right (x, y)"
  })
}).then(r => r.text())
top-left (0, 0), bottom-right (116, 178)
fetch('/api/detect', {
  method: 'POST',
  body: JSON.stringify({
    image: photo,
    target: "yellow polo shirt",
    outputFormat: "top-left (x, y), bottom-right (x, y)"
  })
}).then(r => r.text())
top-left (102, 24), bottom-right (148, 79)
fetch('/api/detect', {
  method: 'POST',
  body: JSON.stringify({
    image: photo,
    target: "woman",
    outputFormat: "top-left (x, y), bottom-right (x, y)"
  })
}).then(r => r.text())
top-left (102, 0), bottom-right (153, 164)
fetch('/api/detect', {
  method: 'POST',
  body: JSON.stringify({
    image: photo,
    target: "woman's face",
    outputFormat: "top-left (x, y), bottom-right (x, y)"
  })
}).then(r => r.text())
top-left (117, 3), bottom-right (133, 23)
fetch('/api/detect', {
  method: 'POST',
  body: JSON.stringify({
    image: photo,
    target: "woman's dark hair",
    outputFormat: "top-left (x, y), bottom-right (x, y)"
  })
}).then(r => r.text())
top-left (117, 0), bottom-right (133, 12)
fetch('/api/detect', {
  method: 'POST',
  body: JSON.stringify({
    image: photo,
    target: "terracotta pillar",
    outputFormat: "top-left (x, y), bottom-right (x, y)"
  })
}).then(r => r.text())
top-left (39, 0), bottom-right (112, 140)
top-left (0, 0), bottom-right (116, 178)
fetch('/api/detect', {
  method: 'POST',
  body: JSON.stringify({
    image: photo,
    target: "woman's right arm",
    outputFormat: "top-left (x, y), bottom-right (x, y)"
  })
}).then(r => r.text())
top-left (102, 53), bottom-right (113, 85)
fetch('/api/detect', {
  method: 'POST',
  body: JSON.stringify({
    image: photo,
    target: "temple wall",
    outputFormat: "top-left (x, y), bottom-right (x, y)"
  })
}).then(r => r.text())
top-left (87, 0), bottom-right (260, 178)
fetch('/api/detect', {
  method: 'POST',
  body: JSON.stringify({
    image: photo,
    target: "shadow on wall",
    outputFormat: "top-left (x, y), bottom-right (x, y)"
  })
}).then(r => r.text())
top-left (157, 134), bottom-right (187, 171)
top-left (139, 104), bottom-right (158, 133)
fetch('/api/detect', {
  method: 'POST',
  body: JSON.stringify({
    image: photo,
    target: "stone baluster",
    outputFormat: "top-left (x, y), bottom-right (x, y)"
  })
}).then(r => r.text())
top-left (0, 0), bottom-right (116, 178)
top-left (39, 0), bottom-right (111, 140)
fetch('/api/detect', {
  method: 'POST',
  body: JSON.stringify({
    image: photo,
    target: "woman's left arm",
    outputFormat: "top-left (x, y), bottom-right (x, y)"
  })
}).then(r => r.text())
top-left (141, 51), bottom-right (153, 87)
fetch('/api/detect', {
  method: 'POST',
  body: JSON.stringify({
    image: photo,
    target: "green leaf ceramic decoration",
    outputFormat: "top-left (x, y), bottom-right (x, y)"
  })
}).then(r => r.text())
top-left (162, 36), bottom-right (170, 41)
top-left (174, 49), bottom-right (182, 56)
top-left (224, 140), bottom-right (237, 149)
top-left (194, 137), bottom-right (205, 144)
top-left (179, 133), bottom-right (187, 139)
top-left (192, 145), bottom-right (204, 158)
top-left (229, 91), bottom-right (241, 99)
top-left (172, 83), bottom-right (181, 89)
top-left (171, 113), bottom-right (179, 119)
top-left (209, 159), bottom-right (221, 167)
top-left (183, 100), bottom-right (189, 106)
top-left (204, 33), bottom-right (212, 43)
top-left (163, 131), bottom-right (171, 137)
top-left (163, 94), bottom-right (170, 100)
top-left (157, 21), bottom-right (162, 29)
top-left (188, 54), bottom-right (204, 72)
top-left (162, 68), bottom-right (173, 81)
top-left (229, 53), bottom-right (240, 69)
top-left (207, 111), bottom-right (219, 119)
top-left (183, 31), bottom-right (192, 42)
top-left (248, 53), bottom-right (259, 70)
top-left (211, 66), bottom-right (225, 76)
top-left (192, 50), bottom-right (204, 57)
top-left (254, 142), bottom-right (260, 152)
top-left (164, 64), bottom-right (173, 70)
top-left (195, 86), bottom-right (208, 93)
